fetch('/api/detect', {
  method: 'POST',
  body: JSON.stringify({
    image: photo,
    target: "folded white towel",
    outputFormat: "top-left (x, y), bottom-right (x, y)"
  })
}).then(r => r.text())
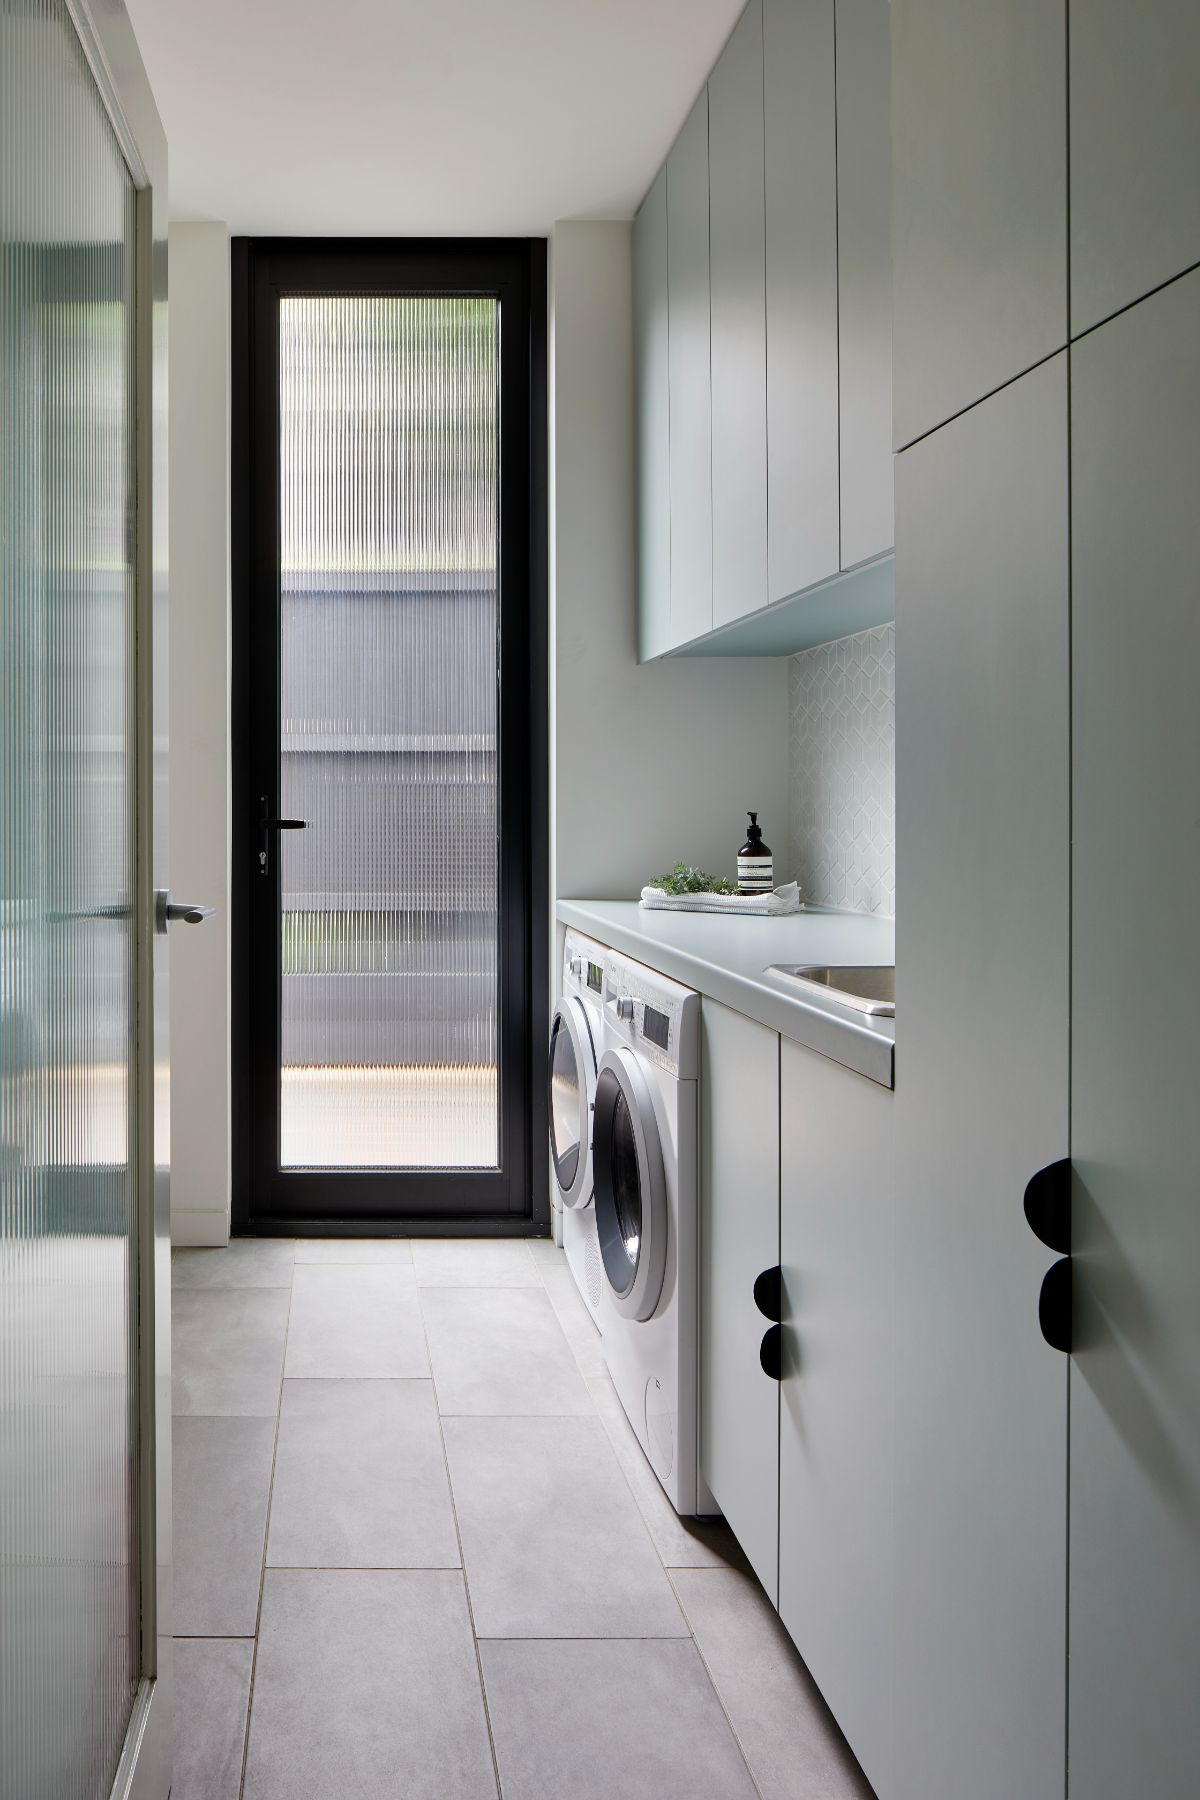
top-left (640, 881), bottom-right (802, 917)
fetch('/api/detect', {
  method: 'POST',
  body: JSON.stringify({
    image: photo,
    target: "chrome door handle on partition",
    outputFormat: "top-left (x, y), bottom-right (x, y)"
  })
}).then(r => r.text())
top-left (155, 891), bottom-right (216, 933)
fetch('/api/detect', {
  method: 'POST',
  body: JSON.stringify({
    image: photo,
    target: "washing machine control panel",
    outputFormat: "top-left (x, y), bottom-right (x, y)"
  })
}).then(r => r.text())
top-left (603, 956), bottom-right (699, 1080)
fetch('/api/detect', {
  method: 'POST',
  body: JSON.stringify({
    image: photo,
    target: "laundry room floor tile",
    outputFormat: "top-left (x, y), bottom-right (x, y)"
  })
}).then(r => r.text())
top-left (480, 1637), bottom-right (760, 1800)
top-left (243, 1570), bottom-right (497, 1800)
top-left (170, 1638), bottom-right (254, 1800)
top-left (172, 1238), bottom-right (875, 1800)
top-left (412, 1237), bottom-right (539, 1287)
top-left (421, 1285), bottom-right (591, 1415)
top-left (284, 1264), bottom-right (427, 1379)
top-left (173, 1416), bottom-right (276, 1636)
top-left (267, 1379), bottom-right (459, 1570)
top-left (672, 1567), bottom-right (875, 1799)
top-left (444, 1413), bottom-right (687, 1638)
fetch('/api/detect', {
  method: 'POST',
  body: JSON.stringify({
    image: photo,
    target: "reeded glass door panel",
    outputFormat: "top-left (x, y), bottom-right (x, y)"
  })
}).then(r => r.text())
top-left (277, 296), bottom-right (499, 1170)
top-left (0, 1), bottom-right (139, 1793)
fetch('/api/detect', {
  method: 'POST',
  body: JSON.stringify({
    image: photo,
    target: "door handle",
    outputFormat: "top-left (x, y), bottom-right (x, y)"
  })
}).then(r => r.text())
top-left (759, 1322), bottom-right (783, 1381)
top-left (257, 796), bottom-right (308, 876)
top-left (753, 1265), bottom-right (783, 1322)
top-left (1025, 1158), bottom-right (1072, 1352)
top-left (155, 891), bottom-right (216, 934)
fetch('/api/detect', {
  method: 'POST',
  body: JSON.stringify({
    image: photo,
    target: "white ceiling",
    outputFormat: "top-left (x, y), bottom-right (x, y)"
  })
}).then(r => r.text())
top-left (123, 0), bottom-right (746, 235)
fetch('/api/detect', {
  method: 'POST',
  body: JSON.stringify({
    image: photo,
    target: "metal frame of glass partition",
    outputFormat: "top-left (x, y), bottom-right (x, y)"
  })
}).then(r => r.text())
top-left (53, 4), bottom-right (171, 1797)
top-left (230, 238), bottom-right (549, 1236)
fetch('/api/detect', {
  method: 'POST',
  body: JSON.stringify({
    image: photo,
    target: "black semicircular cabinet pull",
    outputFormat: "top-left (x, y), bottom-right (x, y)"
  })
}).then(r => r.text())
top-left (1025, 1158), bottom-right (1073, 1352)
top-left (759, 1323), bottom-right (783, 1381)
top-left (753, 1265), bottom-right (783, 1322)
top-left (1038, 1258), bottom-right (1073, 1354)
top-left (1024, 1157), bottom-right (1071, 1255)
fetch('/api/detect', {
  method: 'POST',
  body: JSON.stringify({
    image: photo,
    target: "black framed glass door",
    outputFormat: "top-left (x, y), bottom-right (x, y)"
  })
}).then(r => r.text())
top-left (232, 240), bottom-right (547, 1232)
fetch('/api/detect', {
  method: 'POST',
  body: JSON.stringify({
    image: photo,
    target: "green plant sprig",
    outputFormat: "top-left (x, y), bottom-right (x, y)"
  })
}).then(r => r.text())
top-left (648, 862), bottom-right (739, 897)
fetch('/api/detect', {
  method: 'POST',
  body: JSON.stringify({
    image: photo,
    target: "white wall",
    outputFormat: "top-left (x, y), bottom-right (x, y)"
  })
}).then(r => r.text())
top-left (550, 219), bottom-right (790, 907)
top-left (168, 222), bottom-right (232, 1247)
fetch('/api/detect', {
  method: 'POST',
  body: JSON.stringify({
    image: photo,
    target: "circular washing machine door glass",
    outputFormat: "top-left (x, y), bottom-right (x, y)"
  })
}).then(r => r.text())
top-left (548, 996), bottom-right (596, 1209)
top-left (592, 1046), bottom-right (667, 1320)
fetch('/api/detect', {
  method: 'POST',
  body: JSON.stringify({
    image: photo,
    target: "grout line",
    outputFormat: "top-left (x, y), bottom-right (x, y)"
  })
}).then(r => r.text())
top-left (666, 1565), bottom-right (768, 1800)
top-left (427, 1320), bottom-right (505, 1798)
top-left (236, 1260), bottom-right (295, 1800)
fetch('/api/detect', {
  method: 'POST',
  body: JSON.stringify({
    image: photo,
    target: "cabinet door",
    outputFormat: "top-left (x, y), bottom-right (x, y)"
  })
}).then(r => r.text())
top-left (667, 89), bottom-right (713, 648)
top-left (1070, 0), bottom-right (1200, 335)
top-left (1068, 268), bottom-right (1200, 1800)
top-left (836, 0), bottom-right (893, 568)
top-left (892, 0), bottom-right (1066, 448)
top-left (709, 0), bottom-right (768, 629)
top-left (893, 356), bottom-right (1070, 1800)
top-left (633, 166), bottom-right (671, 663)
top-left (700, 1000), bottom-right (779, 1598)
top-left (763, 0), bottom-right (839, 602)
top-left (779, 1040), bottom-right (894, 1796)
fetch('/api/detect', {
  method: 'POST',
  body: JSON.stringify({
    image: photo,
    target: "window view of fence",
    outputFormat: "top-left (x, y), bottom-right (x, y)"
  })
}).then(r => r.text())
top-left (277, 296), bottom-right (500, 1168)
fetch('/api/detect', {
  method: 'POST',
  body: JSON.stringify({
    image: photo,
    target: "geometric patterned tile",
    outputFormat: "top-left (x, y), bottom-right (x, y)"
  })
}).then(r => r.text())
top-left (790, 623), bottom-right (895, 916)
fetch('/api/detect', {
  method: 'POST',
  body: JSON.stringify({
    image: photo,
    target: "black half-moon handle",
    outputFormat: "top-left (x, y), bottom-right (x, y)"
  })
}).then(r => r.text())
top-left (1038, 1258), bottom-right (1072, 1353)
top-left (753, 1265), bottom-right (783, 1322)
top-left (1024, 1158), bottom-right (1071, 1255)
top-left (759, 1323), bottom-right (783, 1380)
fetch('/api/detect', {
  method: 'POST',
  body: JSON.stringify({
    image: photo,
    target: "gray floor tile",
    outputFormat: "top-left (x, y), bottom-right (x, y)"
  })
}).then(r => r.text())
top-left (267, 1379), bottom-right (459, 1570)
top-left (443, 1415), bottom-right (687, 1638)
top-left (538, 1263), bottom-right (607, 1375)
top-left (284, 1264), bottom-right (427, 1378)
top-left (172, 1238), bottom-right (296, 1290)
top-left (525, 1233), bottom-right (563, 1263)
top-left (172, 1288), bottom-right (290, 1417)
top-left (174, 1416), bottom-right (276, 1636)
top-left (170, 1637), bottom-right (253, 1800)
top-left (293, 1238), bottom-right (413, 1264)
top-left (422, 1286), bottom-right (591, 1415)
top-left (412, 1238), bottom-right (538, 1287)
top-left (672, 1568), bottom-right (875, 1799)
top-left (598, 1389), bottom-right (748, 1571)
top-left (243, 1570), bottom-right (497, 1800)
top-left (481, 1638), bottom-right (759, 1800)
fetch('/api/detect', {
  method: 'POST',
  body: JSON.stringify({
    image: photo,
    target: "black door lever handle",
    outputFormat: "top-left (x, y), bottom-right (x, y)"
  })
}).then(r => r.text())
top-left (257, 797), bottom-right (308, 876)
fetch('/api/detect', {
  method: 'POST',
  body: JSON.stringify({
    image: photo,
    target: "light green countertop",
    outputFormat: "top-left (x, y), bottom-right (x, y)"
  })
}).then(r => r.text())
top-left (557, 899), bottom-right (896, 1089)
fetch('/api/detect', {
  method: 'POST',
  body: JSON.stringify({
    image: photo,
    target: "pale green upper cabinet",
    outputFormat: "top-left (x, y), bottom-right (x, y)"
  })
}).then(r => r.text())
top-left (633, 166), bottom-right (671, 663)
top-left (892, 0), bottom-right (1067, 449)
top-left (836, 0), bottom-right (894, 568)
top-left (764, 0), bottom-right (840, 602)
top-left (709, 0), bottom-right (769, 630)
top-left (1069, 0), bottom-right (1200, 337)
top-left (667, 90), bottom-right (714, 647)
top-left (635, 0), bottom-right (895, 660)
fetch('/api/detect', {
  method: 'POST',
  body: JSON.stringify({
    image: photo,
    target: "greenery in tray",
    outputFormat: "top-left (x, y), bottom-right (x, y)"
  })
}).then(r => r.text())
top-left (648, 862), bottom-right (739, 897)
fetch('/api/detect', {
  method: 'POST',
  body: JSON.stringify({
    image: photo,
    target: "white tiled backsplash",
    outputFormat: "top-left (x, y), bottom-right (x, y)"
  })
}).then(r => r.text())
top-left (789, 622), bottom-right (895, 917)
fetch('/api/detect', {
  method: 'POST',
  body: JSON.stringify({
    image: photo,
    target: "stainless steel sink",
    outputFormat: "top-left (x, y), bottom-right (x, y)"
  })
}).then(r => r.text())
top-left (765, 964), bottom-right (895, 1016)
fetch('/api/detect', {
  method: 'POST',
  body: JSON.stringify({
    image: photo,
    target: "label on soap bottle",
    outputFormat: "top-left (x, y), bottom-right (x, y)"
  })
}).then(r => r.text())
top-left (737, 854), bottom-right (774, 893)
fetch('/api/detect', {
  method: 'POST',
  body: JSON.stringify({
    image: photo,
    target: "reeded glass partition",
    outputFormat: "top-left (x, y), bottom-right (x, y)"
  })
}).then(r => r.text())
top-left (278, 296), bottom-right (500, 1168)
top-left (0, 1), bottom-right (140, 1792)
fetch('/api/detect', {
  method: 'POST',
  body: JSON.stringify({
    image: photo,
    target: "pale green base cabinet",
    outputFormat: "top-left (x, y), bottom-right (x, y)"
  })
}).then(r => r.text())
top-left (700, 998), bottom-right (894, 1796)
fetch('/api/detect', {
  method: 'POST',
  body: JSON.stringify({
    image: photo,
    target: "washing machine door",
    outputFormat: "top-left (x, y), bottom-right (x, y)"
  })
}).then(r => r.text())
top-left (548, 995), bottom-right (597, 1209)
top-left (592, 1046), bottom-right (667, 1320)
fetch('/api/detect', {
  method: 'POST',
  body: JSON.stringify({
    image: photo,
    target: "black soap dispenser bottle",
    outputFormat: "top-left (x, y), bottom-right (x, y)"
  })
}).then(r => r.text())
top-left (738, 812), bottom-right (774, 894)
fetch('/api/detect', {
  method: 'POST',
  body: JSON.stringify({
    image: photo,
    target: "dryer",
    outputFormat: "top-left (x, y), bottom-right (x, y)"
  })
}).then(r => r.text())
top-left (593, 950), bottom-right (714, 1516)
top-left (548, 929), bottom-right (608, 1325)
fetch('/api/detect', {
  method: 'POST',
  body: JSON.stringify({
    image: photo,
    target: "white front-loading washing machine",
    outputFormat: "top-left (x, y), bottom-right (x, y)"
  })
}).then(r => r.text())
top-left (593, 949), bottom-right (714, 1516)
top-left (547, 929), bottom-right (608, 1325)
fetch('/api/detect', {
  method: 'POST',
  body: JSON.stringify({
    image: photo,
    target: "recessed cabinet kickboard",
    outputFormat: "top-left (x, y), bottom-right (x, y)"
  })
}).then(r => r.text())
top-left (634, 0), bottom-right (895, 663)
